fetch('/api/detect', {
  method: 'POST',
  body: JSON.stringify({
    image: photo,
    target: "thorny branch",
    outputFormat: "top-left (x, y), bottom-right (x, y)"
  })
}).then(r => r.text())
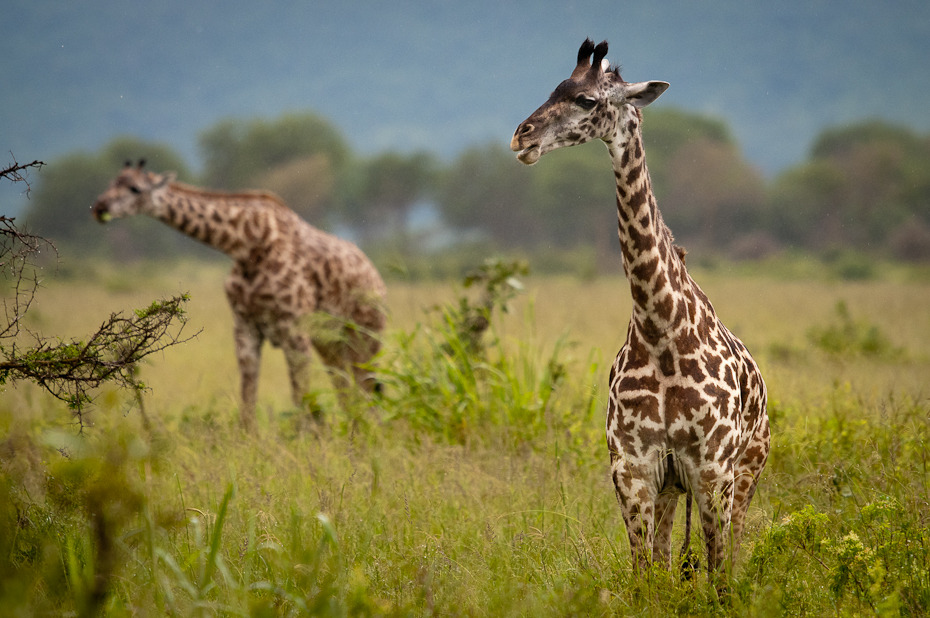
top-left (2, 158), bottom-right (196, 429)
top-left (1, 216), bottom-right (55, 342)
top-left (0, 295), bottom-right (196, 429)
top-left (1, 155), bottom-right (45, 198)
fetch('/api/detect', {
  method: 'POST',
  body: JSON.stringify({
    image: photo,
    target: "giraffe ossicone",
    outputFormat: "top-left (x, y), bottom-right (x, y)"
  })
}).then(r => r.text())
top-left (511, 39), bottom-right (770, 579)
top-left (92, 160), bottom-right (387, 429)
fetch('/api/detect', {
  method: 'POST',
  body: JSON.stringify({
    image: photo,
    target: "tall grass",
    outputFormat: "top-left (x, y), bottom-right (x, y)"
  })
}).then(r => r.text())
top-left (1, 259), bottom-right (929, 615)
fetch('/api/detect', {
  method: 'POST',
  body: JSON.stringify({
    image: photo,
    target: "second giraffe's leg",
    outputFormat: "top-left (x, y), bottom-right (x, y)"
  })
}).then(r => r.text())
top-left (282, 333), bottom-right (313, 409)
top-left (348, 329), bottom-right (382, 394)
top-left (233, 316), bottom-right (263, 430)
top-left (652, 491), bottom-right (680, 568)
top-left (311, 338), bottom-right (353, 407)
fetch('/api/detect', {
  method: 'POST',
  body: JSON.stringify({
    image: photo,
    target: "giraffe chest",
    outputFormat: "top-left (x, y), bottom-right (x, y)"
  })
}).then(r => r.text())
top-left (605, 323), bottom-right (751, 476)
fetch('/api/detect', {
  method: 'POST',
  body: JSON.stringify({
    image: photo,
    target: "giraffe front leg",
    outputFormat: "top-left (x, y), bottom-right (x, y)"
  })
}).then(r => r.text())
top-left (233, 316), bottom-right (263, 431)
top-left (611, 458), bottom-right (656, 571)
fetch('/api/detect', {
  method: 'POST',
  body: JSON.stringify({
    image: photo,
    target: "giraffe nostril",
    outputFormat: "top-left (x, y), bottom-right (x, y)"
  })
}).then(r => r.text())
top-left (519, 123), bottom-right (534, 135)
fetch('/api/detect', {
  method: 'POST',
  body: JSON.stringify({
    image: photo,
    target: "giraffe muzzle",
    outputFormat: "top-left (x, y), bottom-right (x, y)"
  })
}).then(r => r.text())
top-left (511, 121), bottom-right (542, 164)
top-left (514, 145), bottom-right (541, 165)
top-left (91, 201), bottom-right (112, 223)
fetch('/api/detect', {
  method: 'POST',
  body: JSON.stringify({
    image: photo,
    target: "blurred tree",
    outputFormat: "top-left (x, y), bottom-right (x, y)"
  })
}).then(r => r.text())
top-left (768, 120), bottom-right (930, 254)
top-left (348, 151), bottom-right (437, 247)
top-left (23, 137), bottom-right (192, 258)
top-left (437, 143), bottom-right (537, 247)
top-left (530, 142), bottom-right (617, 265)
top-left (766, 160), bottom-right (846, 249)
top-left (811, 120), bottom-right (928, 161)
top-left (258, 154), bottom-right (335, 225)
top-left (661, 139), bottom-right (766, 250)
top-left (642, 108), bottom-right (735, 200)
top-left (199, 112), bottom-right (350, 193)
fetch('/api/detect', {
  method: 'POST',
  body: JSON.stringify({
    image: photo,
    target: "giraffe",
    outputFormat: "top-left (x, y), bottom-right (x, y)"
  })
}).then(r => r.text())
top-left (511, 40), bottom-right (770, 577)
top-left (92, 161), bottom-right (387, 429)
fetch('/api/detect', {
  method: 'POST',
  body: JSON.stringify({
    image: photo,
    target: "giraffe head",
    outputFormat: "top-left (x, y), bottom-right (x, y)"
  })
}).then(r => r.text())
top-left (92, 160), bottom-right (177, 223)
top-left (511, 39), bottom-right (669, 165)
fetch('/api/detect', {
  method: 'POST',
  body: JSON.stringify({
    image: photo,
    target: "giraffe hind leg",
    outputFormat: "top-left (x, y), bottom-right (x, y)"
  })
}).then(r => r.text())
top-left (696, 479), bottom-right (735, 575)
top-left (653, 491), bottom-right (680, 568)
top-left (282, 334), bottom-right (320, 418)
top-left (730, 415), bottom-right (770, 561)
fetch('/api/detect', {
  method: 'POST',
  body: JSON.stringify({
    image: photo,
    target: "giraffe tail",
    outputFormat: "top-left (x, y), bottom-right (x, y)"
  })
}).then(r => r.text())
top-left (679, 491), bottom-right (699, 579)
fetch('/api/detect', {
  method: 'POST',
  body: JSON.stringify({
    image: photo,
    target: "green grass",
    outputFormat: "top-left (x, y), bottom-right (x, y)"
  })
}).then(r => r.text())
top-left (1, 259), bottom-right (929, 615)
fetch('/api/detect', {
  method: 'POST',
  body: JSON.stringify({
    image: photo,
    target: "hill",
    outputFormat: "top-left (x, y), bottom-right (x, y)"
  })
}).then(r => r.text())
top-left (3, 1), bottom-right (929, 214)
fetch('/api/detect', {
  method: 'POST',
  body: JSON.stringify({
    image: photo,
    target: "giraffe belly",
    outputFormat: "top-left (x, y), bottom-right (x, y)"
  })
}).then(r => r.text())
top-left (606, 349), bottom-right (743, 497)
top-left (606, 397), bottom-right (693, 498)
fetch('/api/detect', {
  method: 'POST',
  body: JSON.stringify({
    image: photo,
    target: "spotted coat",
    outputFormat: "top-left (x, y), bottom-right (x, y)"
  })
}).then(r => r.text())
top-left (511, 39), bottom-right (770, 574)
top-left (92, 163), bottom-right (386, 428)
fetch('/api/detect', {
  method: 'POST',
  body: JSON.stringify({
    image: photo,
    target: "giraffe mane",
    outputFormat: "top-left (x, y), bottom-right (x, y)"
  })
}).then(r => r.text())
top-left (168, 181), bottom-right (290, 210)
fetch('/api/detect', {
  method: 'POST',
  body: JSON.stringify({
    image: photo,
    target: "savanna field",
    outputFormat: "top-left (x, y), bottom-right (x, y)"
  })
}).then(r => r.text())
top-left (2, 257), bottom-right (930, 616)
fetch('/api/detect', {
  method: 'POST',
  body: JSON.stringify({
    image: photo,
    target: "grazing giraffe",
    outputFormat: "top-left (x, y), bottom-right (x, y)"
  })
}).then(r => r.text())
top-left (92, 161), bottom-right (387, 429)
top-left (511, 39), bottom-right (770, 576)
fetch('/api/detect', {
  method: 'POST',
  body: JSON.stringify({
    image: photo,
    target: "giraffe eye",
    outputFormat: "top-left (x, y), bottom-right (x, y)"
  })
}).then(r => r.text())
top-left (575, 95), bottom-right (597, 110)
top-left (129, 186), bottom-right (141, 194)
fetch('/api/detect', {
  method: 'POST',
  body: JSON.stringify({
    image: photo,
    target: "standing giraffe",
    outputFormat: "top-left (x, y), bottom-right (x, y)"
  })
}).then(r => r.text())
top-left (92, 161), bottom-right (387, 429)
top-left (511, 40), bottom-right (770, 576)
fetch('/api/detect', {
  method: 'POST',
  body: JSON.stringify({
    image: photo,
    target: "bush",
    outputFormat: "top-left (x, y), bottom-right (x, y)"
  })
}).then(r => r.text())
top-left (806, 301), bottom-right (901, 358)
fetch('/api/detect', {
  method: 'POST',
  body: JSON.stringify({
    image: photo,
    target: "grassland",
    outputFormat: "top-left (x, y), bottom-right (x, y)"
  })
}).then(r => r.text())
top-left (1, 258), bottom-right (929, 616)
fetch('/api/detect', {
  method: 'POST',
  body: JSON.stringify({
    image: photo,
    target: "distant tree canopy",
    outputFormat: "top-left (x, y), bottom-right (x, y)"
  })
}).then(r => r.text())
top-left (199, 112), bottom-right (351, 228)
top-left (19, 110), bottom-right (930, 265)
top-left (437, 143), bottom-right (537, 248)
top-left (767, 119), bottom-right (930, 259)
top-left (347, 151), bottom-right (437, 246)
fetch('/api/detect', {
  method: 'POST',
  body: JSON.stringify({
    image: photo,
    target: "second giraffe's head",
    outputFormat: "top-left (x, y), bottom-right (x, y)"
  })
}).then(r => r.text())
top-left (511, 39), bottom-right (669, 165)
top-left (92, 160), bottom-right (177, 223)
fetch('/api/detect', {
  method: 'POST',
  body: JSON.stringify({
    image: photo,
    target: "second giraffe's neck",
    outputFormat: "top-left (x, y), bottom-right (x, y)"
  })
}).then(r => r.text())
top-left (151, 184), bottom-right (279, 262)
top-left (607, 118), bottom-right (692, 345)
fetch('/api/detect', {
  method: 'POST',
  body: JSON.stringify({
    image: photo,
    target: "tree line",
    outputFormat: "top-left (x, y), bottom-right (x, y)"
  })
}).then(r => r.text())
top-left (21, 110), bottom-right (930, 270)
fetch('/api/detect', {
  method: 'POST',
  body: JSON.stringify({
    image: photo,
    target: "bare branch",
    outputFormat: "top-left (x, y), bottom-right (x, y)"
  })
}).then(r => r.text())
top-left (0, 215), bottom-right (57, 342)
top-left (1, 154), bottom-right (45, 197)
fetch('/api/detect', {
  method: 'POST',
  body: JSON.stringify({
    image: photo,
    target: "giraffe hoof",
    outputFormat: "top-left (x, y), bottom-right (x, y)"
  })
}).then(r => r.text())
top-left (679, 550), bottom-right (699, 581)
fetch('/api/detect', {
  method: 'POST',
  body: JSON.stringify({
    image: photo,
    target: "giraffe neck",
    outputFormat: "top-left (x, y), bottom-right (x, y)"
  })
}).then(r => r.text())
top-left (606, 115), bottom-right (693, 347)
top-left (150, 184), bottom-right (280, 262)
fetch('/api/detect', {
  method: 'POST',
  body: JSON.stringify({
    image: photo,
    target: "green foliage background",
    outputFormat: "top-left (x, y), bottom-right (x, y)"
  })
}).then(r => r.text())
top-left (21, 110), bottom-right (930, 268)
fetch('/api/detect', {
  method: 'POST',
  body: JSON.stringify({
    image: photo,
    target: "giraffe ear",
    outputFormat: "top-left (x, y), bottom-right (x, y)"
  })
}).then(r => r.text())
top-left (614, 80), bottom-right (669, 108)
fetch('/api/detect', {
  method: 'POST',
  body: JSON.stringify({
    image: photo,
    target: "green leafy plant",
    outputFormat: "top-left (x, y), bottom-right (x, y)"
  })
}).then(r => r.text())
top-left (444, 257), bottom-right (529, 353)
top-left (807, 300), bottom-right (901, 358)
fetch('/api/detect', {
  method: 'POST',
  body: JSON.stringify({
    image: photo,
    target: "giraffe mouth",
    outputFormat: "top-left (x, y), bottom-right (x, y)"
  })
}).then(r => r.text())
top-left (515, 145), bottom-right (541, 165)
top-left (92, 202), bottom-right (112, 223)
